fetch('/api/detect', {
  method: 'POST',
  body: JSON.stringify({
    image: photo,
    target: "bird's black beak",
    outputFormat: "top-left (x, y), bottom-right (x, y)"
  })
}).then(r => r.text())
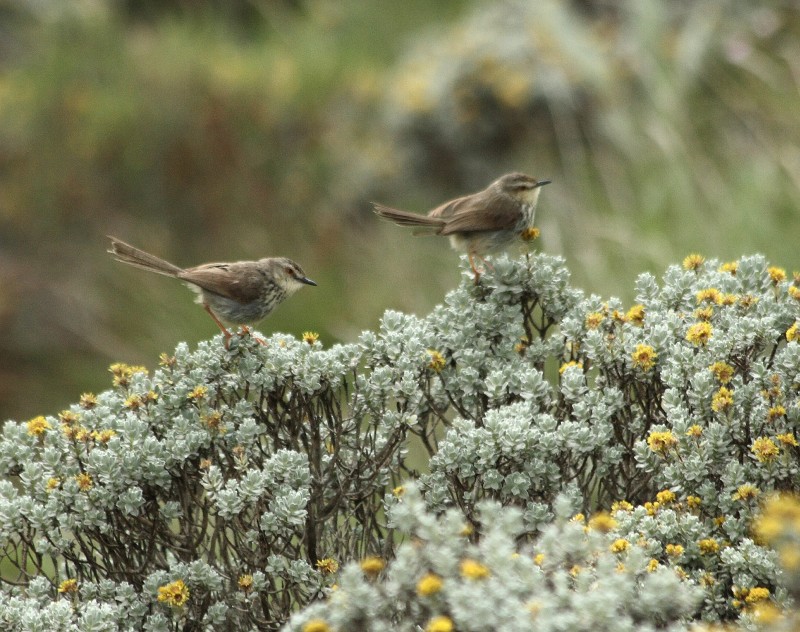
top-left (300, 277), bottom-right (318, 287)
top-left (534, 180), bottom-right (552, 188)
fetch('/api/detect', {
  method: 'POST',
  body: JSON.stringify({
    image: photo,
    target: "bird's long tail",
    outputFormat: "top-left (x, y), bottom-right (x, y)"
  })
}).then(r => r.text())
top-left (107, 236), bottom-right (183, 278)
top-left (372, 203), bottom-right (446, 234)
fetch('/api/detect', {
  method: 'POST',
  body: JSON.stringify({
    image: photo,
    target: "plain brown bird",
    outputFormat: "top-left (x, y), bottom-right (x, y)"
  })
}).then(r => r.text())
top-left (107, 236), bottom-right (316, 347)
top-left (373, 172), bottom-right (550, 281)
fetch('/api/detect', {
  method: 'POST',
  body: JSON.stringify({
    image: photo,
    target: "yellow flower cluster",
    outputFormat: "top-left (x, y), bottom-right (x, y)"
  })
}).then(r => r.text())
top-left (360, 556), bottom-right (385, 576)
top-left (302, 619), bottom-right (330, 632)
top-left (647, 431), bottom-right (678, 456)
top-left (751, 437), bottom-right (780, 463)
top-left (711, 387), bottom-right (734, 413)
top-left (709, 362), bottom-right (734, 384)
top-left (683, 254), bottom-right (705, 270)
top-left (460, 558), bottom-right (490, 580)
top-left (417, 573), bottom-right (443, 596)
top-left (157, 579), bottom-right (189, 607)
top-left (753, 494), bottom-right (800, 572)
top-left (316, 558), bottom-right (339, 575)
top-left (697, 538), bottom-right (719, 555)
top-left (427, 349), bottom-right (446, 373)
top-left (686, 322), bottom-right (713, 346)
top-left (26, 416), bottom-right (51, 437)
top-left (109, 363), bottom-right (148, 387)
top-left (631, 344), bottom-right (657, 372)
top-left (425, 616), bottom-right (454, 632)
top-left (587, 512), bottom-right (617, 533)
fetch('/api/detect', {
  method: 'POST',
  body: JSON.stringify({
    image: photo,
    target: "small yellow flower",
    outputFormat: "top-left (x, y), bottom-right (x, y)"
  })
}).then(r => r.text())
top-left (709, 362), bottom-right (734, 384)
top-left (698, 539), bottom-right (719, 555)
top-left (520, 226), bottom-right (540, 241)
top-left (316, 558), bottom-right (339, 575)
top-left (626, 304), bottom-right (645, 325)
top-left (417, 573), bottom-right (443, 596)
top-left (686, 322), bottom-right (713, 346)
top-left (427, 349), bottom-right (446, 373)
top-left (696, 288), bottom-right (722, 304)
top-left (665, 543), bottom-right (684, 557)
top-left (425, 616), bottom-right (454, 632)
top-left (46, 477), bottom-right (61, 492)
top-left (787, 322), bottom-right (799, 343)
top-left (58, 410), bottom-right (80, 426)
top-left (646, 559), bottom-right (659, 572)
top-left (768, 267), bottom-right (786, 284)
top-left (686, 425), bottom-right (703, 438)
top-left (159, 353), bottom-right (176, 368)
top-left (91, 429), bottom-right (116, 444)
top-left (739, 294), bottom-right (759, 308)
top-left (644, 501), bottom-right (660, 516)
top-left (58, 578), bottom-right (78, 594)
top-left (719, 261), bottom-right (738, 275)
top-left (392, 486), bottom-right (405, 497)
top-left (587, 512), bottom-right (617, 533)
top-left (460, 558), bottom-right (490, 580)
top-left (75, 473), bottom-right (93, 492)
top-left (694, 306), bottom-right (714, 321)
top-left (631, 344), bottom-right (657, 372)
top-left (647, 431), bottom-right (678, 456)
top-left (109, 363), bottom-right (147, 387)
top-left (720, 293), bottom-right (738, 306)
top-left (238, 574), bottom-right (253, 591)
top-left (569, 564), bottom-right (582, 577)
top-left (788, 285), bottom-right (800, 301)
top-left (302, 331), bottom-right (319, 345)
top-left (751, 437), bottom-right (780, 463)
top-left (302, 621), bottom-right (330, 632)
top-left (360, 556), bottom-right (385, 576)
top-left (610, 538), bottom-right (630, 553)
top-left (733, 484), bottom-right (760, 501)
top-left (187, 385), bottom-right (208, 401)
top-left (79, 393), bottom-right (97, 409)
top-left (768, 405), bottom-right (787, 421)
top-left (124, 394), bottom-right (143, 410)
top-left (570, 513), bottom-right (585, 524)
top-left (157, 579), bottom-right (190, 607)
top-left (683, 254), bottom-right (705, 270)
top-left (533, 553), bottom-right (545, 566)
top-left (460, 523), bottom-right (474, 537)
top-left (777, 432), bottom-right (798, 447)
top-left (558, 360), bottom-right (583, 374)
top-left (686, 496), bottom-right (702, 509)
top-left (611, 500), bottom-right (633, 512)
top-left (752, 603), bottom-right (781, 624)
top-left (585, 312), bottom-right (605, 329)
top-left (711, 387), bottom-right (734, 413)
top-left (202, 411), bottom-right (224, 433)
top-left (746, 587), bottom-right (771, 603)
top-left (656, 490), bottom-right (676, 504)
top-left (26, 416), bottom-right (51, 437)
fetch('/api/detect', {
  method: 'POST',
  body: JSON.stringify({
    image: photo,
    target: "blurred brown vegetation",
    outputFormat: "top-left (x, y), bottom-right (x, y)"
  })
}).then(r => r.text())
top-left (1, 0), bottom-right (799, 422)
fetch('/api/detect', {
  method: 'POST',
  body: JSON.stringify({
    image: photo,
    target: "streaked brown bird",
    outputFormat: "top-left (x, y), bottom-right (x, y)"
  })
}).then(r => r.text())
top-left (107, 236), bottom-right (316, 346)
top-left (373, 172), bottom-right (550, 281)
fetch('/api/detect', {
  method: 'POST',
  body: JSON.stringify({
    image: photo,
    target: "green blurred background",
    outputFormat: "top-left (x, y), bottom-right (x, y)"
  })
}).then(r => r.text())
top-left (1, 0), bottom-right (798, 422)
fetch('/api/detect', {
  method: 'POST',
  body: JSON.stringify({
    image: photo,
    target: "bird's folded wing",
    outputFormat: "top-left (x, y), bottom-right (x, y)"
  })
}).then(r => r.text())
top-left (439, 192), bottom-right (522, 234)
top-left (178, 263), bottom-right (263, 304)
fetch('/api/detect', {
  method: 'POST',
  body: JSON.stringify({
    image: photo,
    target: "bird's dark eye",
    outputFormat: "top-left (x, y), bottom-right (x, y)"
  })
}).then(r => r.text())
top-left (284, 266), bottom-right (295, 277)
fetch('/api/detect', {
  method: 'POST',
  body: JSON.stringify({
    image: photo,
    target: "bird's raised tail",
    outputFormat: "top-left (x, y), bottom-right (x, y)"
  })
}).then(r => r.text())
top-left (372, 203), bottom-right (446, 235)
top-left (107, 236), bottom-right (184, 278)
